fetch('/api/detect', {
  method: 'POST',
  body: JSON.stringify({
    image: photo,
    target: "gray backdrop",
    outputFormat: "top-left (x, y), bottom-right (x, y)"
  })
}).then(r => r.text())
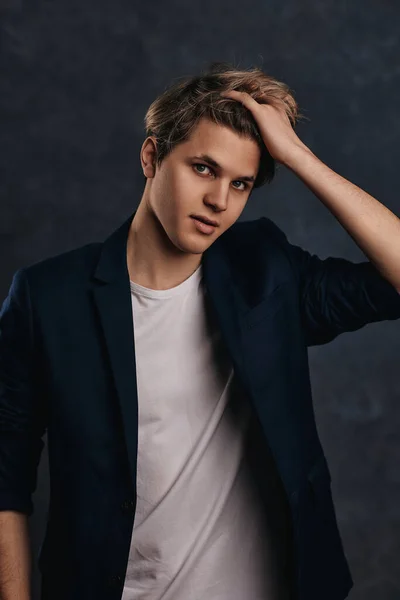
top-left (1, 1), bottom-right (399, 598)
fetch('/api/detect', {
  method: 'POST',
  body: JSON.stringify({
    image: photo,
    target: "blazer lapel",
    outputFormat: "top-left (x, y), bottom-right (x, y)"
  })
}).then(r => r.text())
top-left (91, 212), bottom-right (139, 491)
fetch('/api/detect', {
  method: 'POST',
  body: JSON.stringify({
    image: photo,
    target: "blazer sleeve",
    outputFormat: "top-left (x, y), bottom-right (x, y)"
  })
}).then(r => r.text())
top-left (261, 217), bottom-right (400, 346)
top-left (0, 268), bottom-right (47, 516)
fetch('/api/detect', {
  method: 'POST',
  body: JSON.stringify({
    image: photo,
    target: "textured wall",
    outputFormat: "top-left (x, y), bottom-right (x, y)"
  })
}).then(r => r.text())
top-left (1, 1), bottom-right (399, 598)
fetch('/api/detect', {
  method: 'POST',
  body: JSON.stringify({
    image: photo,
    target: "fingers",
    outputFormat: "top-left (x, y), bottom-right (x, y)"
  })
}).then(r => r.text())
top-left (219, 90), bottom-right (261, 111)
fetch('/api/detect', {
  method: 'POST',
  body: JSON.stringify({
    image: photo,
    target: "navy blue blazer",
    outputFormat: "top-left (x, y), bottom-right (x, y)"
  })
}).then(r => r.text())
top-left (1, 210), bottom-right (400, 600)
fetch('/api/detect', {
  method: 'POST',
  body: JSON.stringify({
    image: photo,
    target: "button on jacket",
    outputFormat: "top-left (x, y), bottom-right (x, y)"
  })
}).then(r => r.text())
top-left (1, 211), bottom-right (400, 600)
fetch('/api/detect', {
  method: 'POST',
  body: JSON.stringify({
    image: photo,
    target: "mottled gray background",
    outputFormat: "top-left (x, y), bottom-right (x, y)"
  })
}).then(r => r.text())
top-left (1, 1), bottom-right (399, 598)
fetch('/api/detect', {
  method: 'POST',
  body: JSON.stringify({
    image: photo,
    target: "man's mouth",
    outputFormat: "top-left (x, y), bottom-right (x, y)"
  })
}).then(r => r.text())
top-left (190, 216), bottom-right (218, 235)
top-left (191, 215), bottom-right (219, 227)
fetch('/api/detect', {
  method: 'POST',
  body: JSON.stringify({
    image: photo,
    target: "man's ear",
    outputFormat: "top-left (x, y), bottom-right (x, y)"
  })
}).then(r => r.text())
top-left (141, 136), bottom-right (158, 178)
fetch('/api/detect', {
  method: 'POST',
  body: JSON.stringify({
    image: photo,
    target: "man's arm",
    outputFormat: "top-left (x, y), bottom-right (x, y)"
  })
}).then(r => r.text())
top-left (221, 88), bottom-right (400, 292)
top-left (0, 511), bottom-right (31, 600)
top-left (282, 145), bottom-right (400, 293)
top-left (0, 269), bottom-right (47, 598)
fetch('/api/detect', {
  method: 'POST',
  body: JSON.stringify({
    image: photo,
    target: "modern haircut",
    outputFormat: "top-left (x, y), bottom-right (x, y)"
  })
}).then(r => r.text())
top-left (143, 61), bottom-right (305, 189)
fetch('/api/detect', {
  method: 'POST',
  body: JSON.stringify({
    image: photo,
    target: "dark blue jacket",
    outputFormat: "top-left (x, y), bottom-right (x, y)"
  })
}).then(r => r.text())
top-left (1, 211), bottom-right (400, 600)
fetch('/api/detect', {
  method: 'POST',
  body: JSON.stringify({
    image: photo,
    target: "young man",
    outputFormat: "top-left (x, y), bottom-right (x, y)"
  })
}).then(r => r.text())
top-left (1, 61), bottom-right (400, 600)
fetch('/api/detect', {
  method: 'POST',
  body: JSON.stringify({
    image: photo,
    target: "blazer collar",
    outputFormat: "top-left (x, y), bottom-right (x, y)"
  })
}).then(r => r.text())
top-left (92, 212), bottom-right (134, 284)
top-left (91, 209), bottom-right (256, 315)
top-left (92, 209), bottom-right (239, 307)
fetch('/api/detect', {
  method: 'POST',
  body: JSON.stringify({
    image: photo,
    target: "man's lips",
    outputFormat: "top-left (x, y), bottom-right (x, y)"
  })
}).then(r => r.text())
top-left (191, 215), bottom-right (219, 227)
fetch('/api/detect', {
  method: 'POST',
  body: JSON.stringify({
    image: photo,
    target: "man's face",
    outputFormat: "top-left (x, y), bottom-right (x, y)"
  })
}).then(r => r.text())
top-left (142, 117), bottom-right (261, 255)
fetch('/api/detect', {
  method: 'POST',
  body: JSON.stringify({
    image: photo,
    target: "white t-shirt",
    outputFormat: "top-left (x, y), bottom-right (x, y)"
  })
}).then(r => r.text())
top-left (122, 263), bottom-right (291, 600)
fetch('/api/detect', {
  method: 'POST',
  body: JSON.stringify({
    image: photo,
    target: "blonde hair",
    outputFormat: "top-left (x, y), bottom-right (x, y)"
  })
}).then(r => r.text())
top-left (143, 61), bottom-right (305, 188)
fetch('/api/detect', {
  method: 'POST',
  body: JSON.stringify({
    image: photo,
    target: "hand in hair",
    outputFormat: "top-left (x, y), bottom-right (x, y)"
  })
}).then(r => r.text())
top-left (220, 90), bottom-right (310, 166)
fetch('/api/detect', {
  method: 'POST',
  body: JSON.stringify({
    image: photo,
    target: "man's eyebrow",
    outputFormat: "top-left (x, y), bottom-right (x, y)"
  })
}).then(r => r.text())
top-left (192, 154), bottom-right (256, 182)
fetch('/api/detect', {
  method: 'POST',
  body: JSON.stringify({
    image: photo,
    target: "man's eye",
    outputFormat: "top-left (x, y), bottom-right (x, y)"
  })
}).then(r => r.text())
top-left (193, 164), bottom-right (248, 191)
top-left (193, 163), bottom-right (211, 175)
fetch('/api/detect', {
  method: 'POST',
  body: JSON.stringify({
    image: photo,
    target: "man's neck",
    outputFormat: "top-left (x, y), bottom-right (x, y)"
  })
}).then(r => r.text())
top-left (126, 204), bottom-right (202, 291)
